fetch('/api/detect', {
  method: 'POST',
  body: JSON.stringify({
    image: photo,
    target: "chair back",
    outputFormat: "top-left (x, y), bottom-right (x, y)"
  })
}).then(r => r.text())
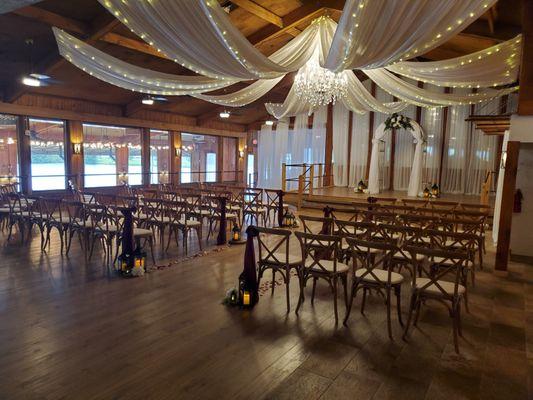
top-left (255, 227), bottom-right (293, 266)
top-left (334, 219), bottom-right (375, 239)
top-left (299, 215), bottom-right (334, 234)
top-left (346, 237), bottom-right (397, 284)
top-left (405, 245), bottom-right (469, 300)
top-left (294, 231), bottom-right (341, 273)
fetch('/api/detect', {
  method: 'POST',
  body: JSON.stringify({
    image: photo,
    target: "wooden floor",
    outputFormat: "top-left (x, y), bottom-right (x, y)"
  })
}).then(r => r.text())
top-left (0, 211), bottom-right (531, 400)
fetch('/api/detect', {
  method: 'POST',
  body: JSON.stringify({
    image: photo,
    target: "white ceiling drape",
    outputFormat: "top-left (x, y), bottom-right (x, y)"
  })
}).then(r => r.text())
top-left (365, 69), bottom-right (518, 107)
top-left (53, 28), bottom-right (237, 95)
top-left (97, 0), bottom-right (289, 80)
top-left (387, 35), bottom-right (522, 88)
top-left (324, 0), bottom-right (498, 72)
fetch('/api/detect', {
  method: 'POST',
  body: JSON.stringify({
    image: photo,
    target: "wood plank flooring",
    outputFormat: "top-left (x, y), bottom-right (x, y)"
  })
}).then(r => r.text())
top-left (0, 211), bottom-right (531, 399)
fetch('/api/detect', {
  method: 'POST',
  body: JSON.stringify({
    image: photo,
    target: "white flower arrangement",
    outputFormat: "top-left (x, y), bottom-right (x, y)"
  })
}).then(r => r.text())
top-left (385, 113), bottom-right (413, 131)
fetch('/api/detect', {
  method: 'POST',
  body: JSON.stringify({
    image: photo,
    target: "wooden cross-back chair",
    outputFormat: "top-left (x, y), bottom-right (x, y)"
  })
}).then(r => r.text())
top-left (206, 195), bottom-right (238, 240)
top-left (255, 227), bottom-right (302, 313)
top-left (264, 189), bottom-right (288, 225)
top-left (397, 214), bottom-right (441, 230)
top-left (63, 200), bottom-right (92, 257)
top-left (352, 202), bottom-right (372, 222)
top-left (344, 237), bottom-right (404, 339)
top-left (40, 197), bottom-right (71, 253)
top-left (403, 245), bottom-right (470, 353)
top-left (401, 198), bottom-right (429, 208)
top-left (165, 199), bottom-right (202, 255)
top-left (241, 190), bottom-right (267, 226)
top-left (333, 219), bottom-right (376, 262)
top-left (294, 231), bottom-right (349, 324)
top-left (439, 216), bottom-right (485, 264)
top-left (299, 215), bottom-right (334, 235)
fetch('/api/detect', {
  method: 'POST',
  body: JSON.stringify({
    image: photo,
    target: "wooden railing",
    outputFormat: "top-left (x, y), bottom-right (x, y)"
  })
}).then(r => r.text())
top-left (282, 163), bottom-right (330, 209)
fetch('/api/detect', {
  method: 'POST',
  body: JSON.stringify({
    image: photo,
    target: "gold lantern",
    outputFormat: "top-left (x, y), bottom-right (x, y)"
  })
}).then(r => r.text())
top-left (431, 183), bottom-right (440, 198)
top-left (423, 187), bottom-right (430, 198)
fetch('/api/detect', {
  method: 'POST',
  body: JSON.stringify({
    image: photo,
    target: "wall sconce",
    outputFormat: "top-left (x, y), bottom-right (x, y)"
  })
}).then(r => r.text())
top-left (239, 150), bottom-right (245, 158)
top-left (500, 150), bottom-right (507, 169)
top-left (175, 147), bottom-right (181, 157)
top-left (72, 143), bottom-right (82, 155)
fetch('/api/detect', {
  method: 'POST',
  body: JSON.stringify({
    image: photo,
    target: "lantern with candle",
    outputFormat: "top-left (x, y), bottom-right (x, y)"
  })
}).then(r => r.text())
top-left (283, 210), bottom-right (296, 228)
top-left (229, 221), bottom-right (246, 245)
top-left (423, 186), bottom-right (431, 198)
top-left (431, 183), bottom-right (440, 198)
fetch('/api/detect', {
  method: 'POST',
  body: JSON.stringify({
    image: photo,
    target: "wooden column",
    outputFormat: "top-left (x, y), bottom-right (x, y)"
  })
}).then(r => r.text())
top-left (141, 127), bottom-right (150, 186)
top-left (66, 120), bottom-right (84, 189)
top-left (217, 137), bottom-right (224, 183)
top-left (170, 131), bottom-right (181, 185)
top-left (238, 136), bottom-right (246, 184)
top-left (365, 82), bottom-right (376, 180)
top-left (437, 87), bottom-right (451, 186)
top-left (495, 0), bottom-right (533, 271)
top-left (324, 103), bottom-right (334, 186)
top-left (346, 111), bottom-right (353, 185)
top-left (495, 141), bottom-right (520, 271)
top-left (16, 116), bottom-right (30, 194)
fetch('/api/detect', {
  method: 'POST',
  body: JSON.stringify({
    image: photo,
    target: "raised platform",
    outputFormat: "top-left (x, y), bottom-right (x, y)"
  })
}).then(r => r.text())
top-left (285, 186), bottom-right (492, 210)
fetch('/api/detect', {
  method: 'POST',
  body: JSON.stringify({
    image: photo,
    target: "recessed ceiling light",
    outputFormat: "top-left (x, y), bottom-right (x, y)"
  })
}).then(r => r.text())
top-left (219, 111), bottom-right (230, 118)
top-left (22, 76), bottom-right (41, 87)
top-left (265, 120), bottom-right (274, 126)
top-left (142, 97), bottom-right (154, 105)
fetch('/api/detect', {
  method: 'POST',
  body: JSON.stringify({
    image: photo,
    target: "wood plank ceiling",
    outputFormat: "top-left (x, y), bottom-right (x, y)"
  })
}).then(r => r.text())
top-left (0, 0), bottom-right (523, 129)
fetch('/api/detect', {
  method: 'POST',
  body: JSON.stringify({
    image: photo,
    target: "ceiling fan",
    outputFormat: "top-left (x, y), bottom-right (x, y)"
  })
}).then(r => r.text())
top-left (142, 95), bottom-right (169, 105)
top-left (21, 39), bottom-right (57, 87)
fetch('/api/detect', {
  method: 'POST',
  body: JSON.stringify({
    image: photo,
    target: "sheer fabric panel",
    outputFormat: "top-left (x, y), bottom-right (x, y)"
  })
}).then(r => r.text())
top-left (332, 103), bottom-right (350, 186)
top-left (393, 104), bottom-right (416, 190)
top-left (420, 84), bottom-right (445, 186)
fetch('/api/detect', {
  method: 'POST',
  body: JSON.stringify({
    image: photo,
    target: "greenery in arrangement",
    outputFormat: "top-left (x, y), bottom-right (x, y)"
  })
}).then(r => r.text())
top-left (384, 113), bottom-right (414, 131)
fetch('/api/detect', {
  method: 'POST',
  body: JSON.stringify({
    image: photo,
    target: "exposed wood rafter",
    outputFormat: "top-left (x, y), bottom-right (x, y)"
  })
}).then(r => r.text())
top-left (231, 0), bottom-right (283, 28)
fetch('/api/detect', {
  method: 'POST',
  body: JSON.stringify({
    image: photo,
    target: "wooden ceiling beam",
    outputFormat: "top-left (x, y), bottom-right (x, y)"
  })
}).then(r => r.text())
top-left (231, 0), bottom-right (283, 28)
top-left (11, 6), bottom-right (90, 34)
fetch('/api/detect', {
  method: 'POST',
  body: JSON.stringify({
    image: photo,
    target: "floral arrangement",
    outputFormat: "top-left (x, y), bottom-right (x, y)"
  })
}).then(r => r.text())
top-left (385, 113), bottom-right (414, 131)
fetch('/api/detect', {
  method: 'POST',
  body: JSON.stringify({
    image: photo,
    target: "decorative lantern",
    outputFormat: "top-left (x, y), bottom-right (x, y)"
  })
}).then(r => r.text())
top-left (431, 183), bottom-right (440, 198)
top-left (423, 187), bottom-right (430, 198)
top-left (229, 221), bottom-right (246, 245)
top-left (283, 211), bottom-right (296, 227)
top-left (239, 273), bottom-right (252, 307)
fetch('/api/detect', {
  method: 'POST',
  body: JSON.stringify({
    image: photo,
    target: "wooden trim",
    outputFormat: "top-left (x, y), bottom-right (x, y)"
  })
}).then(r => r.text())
top-left (16, 116), bottom-right (30, 194)
top-left (346, 111), bottom-right (353, 186)
top-left (141, 127), bottom-right (151, 186)
top-left (0, 101), bottom-right (246, 138)
top-left (230, 0), bottom-right (283, 27)
top-left (495, 141), bottom-right (520, 271)
top-left (437, 87), bottom-right (451, 186)
top-left (324, 103), bottom-right (334, 186)
top-left (217, 137), bottom-right (224, 183)
top-left (365, 82), bottom-right (376, 180)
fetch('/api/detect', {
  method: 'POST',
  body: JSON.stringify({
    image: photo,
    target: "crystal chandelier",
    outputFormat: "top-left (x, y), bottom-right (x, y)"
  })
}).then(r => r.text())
top-left (294, 59), bottom-right (348, 108)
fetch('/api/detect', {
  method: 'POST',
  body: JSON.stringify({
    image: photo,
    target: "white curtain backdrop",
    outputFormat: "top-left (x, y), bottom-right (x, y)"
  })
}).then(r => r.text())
top-left (312, 106), bottom-right (327, 164)
top-left (324, 0), bottom-right (497, 71)
top-left (387, 35), bottom-right (521, 88)
top-left (349, 95), bottom-right (371, 187)
top-left (332, 103), bottom-right (350, 186)
top-left (465, 97), bottom-right (500, 194)
top-left (441, 89), bottom-right (472, 193)
top-left (257, 124), bottom-right (273, 189)
top-left (373, 87), bottom-right (393, 190)
top-left (420, 84), bottom-right (446, 185)
top-left (393, 104), bottom-right (417, 190)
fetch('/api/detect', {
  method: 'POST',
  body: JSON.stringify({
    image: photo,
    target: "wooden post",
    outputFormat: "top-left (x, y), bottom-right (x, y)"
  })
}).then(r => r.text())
top-left (170, 131), bottom-right (181, 186)
top-left (495, 141), bottom-right (520, 272)
top-left (66, 120), bottom-right (84, 189)
top-left (346, 111), bottom-right (353, 186)
top-left (238, 136), bottom-right (246, 184)
top-left (318, 163), bottom-right (323, 188)
top-left (298, 174), bottom-right (304, 209)
top-left (141, 127), bottom-right (150, 186)
top-left (365, 82), bottom-right (376, 180)
top-left (281, 163), bottom-right (286, 191)
top-left (217, 136), bottom-right (224, 183)
top-left (437, 87), bottom-right (451, 186)
top-left (17, 116), bottom-right (31, 194)
top-left (309, 164), bottom-right (314, 194)
top-left (324, 103), bottom-right (334, 186)
top-left (389, 128), bottom-right (396, 190)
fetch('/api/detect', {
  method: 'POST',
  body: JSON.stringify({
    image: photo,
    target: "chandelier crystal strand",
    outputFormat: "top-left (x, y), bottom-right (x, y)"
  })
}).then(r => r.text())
top-left (294, 58), bottom-right (348, 109)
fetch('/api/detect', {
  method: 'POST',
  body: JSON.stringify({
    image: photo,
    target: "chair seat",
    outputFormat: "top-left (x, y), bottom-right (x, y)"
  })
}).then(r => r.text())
top-left (393, 251), bottom-right (426, 261)
top-left (415, 278), bottom-right (466, 295)
top-left (176, 219), bottom-right (201, 227)
top-left (95, 224), bottom-right (119, 232)
top-left (264, 252), bottom-right (303, 266)
top-left (342, 243), bottom-right (381, 253)
top-left (246, 207), bottom-right (267, 213)
top-left (133, 227), bottom-right (153, 237)
top-left (355, 268), bottom-right (404, 285)
top-left (228, 205), bottom-right (241, 211)
top-left (305, 259), bottom-right (349, 274)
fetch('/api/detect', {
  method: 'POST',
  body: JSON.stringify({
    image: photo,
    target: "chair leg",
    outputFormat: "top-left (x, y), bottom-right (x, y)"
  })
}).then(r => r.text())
top-left (395, 285), bottom-right (404, 327)
top-left (413, 298), bottom-right (422, 327)
top-left (402, 292), bottom-right (417, 341)
top-left (295, 271), bottom-right (305, 316)
top-left (285, 270), bottom-right (290, 313)
top-left (361, 287), bottom-right (368, 315)
top-left (343, 282), bottom-right (357, 326)
top-left (149, 236), bottom-right (156, 265)
top-left (332, 277), bottom-right (339, 324)
top-left (196, 226), bottom-right (202, 251)
top-left (456, 301), bottom-right (463, 338)
top-left (452, 305), bottom-right (460, 354)
top-left (311, 277), bottom-right (317, 306)
top-left (386, 286), bottom-right (393, 340)
top-left (342, 275), bottom-right (348, 309)
top-left (271, 270), bottom-right (276, 295)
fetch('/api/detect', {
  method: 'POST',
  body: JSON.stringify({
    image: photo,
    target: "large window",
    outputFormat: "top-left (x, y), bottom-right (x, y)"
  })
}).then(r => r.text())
top-left (29, 118), bottom-right (66, 190)
top-left (247, 154), bottom-right (255, 186)
top-left (150, 130), bottom-right (170, 184)
top-left (0, 114), bottom-right (19, 185)
top-left (181, 133), bottom-right (219, 183)
top-left (83, 124), bottom-right (142, 188)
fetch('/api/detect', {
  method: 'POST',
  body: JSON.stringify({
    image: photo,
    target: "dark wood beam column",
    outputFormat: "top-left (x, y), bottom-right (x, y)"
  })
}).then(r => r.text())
top-left (495, 0), bottom-right (533, 271)
top-left (324, 103), bottom-right (334, 186)
top-left (66, 120), bottom-right (84, 189)
top-left (437, 87), bottom-right (451, 186)
top-left (141, 128), bottom-right (150, 186)
top-left (346, 111), bottom-right (353, 186)
top-left (16, 116), bottom-right (30, 194)
top-left (365, 82), bottom-right (376, 180)
top-left (170, 132), bottom-right (181, 186)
